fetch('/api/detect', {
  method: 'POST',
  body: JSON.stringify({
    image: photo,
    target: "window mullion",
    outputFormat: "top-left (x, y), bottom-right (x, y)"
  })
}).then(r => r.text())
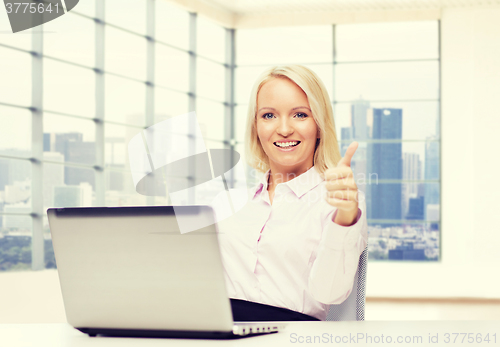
top-left (332, 24), bottom-right (337, 104)
top-left (146, 0), bottom-right (156, 205)
top-left (187, 12), bottom-right (197, 204)
top-left (31, 25), bottom-right (44, 271)
top-left (94, 0), bottom-right (105, 206)
top-left (225, 28), bottom-right (235, 188)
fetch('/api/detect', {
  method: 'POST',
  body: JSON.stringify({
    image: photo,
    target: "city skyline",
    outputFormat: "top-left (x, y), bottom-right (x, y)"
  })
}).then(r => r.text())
top-left (340, 98), bottom-right (440, 260)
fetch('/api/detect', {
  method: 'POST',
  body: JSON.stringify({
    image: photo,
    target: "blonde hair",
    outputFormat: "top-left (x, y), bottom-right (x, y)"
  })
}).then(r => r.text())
top-left (244, 65), bottom-right (341, 176)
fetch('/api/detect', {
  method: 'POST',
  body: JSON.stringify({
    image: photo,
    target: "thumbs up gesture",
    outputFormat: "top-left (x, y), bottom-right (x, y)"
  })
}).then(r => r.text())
top-left (324, 141), bottom-right (359, 226)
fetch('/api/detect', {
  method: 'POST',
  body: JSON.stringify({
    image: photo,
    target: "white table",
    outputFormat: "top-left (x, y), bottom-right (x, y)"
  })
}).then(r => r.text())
top-left (1, 321), bottom-right (499, 346)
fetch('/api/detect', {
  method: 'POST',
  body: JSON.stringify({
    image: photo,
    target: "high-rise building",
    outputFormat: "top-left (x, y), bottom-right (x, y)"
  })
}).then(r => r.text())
top-left (350, 99), bottom-right (370, 141)
top-left (43, 152), bottom-right (64, 209)
top-left (105, 137), bottom-right (126, 193)
top-left (344, 100), bottom-right (372, 198)
top-left (406, 196), bottom-right (424, 220)
top-left (0, 150), bottom-right (31, 231)
top-left (54, 133), bottom-right (83, 156)
top-left (4, 179), bottom-right (30, 204)
top-left (0, 202), bottom-right (4, 227)
top-left (3, 203), bottom-right (31, 230)
top-left (46, 132), bottom-right (96, 189)
top-left (426, 204), bottom-right (440, 230)
top-left (403, 153), bottom-right (421, 194)
top-left (0, 150), bottom-right (31, 191)
top-left (341, 127), bottom-right (352, 144)
top-left (340, 127), bottom-right (353, 158)
top-left (43, 133), bottom-right (51, 152)
top-left (0, 160), bottom-right (9, 191)
top-left (106, 170), bottom-right (124, 192)
top-left (65, 141), bottom-right (95, 188)
top-left (424, 136), bottom-right (439, 219)
top-left (53, 183), bottom-right (92, 208)
top-left (403, 152), bottom-right (422, 215)
top-left (367, 108), bottom-right (403, 221)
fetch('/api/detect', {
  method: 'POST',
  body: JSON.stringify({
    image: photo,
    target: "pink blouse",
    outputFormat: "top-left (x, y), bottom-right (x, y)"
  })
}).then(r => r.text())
top-left (210, 165), bottom-right (368, 320)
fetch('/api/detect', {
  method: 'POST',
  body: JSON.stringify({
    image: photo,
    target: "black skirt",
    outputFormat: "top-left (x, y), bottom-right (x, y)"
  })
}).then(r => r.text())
top-left (230, 298), bottom-right (320, 321)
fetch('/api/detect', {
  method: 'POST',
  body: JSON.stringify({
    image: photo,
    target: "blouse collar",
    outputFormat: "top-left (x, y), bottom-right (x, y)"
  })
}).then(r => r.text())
top-left (252, 165), bottom-right (324, 200)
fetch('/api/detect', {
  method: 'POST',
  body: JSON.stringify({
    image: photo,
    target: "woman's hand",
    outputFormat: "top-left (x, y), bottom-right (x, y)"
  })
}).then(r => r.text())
top-left (324, 141), bottom-right (359, 226)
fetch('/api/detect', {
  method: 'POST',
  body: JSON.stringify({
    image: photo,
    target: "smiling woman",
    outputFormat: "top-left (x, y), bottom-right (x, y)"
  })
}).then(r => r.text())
top-left (256, 78), bottom-right (319, 185)
top-left (211, 65), bottom-right (368, 321)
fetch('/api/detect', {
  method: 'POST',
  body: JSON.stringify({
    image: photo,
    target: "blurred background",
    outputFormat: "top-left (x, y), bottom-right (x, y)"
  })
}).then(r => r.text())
top-left (0, 0), bottom-right (499, 321)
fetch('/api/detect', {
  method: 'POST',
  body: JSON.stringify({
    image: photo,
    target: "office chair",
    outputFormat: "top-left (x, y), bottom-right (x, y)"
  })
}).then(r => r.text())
top-left (325, 246), bottom-right (368, 321)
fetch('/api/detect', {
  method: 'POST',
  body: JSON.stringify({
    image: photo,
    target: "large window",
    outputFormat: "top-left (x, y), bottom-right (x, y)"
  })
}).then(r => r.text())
top-left (0, 1), bottom-right (230, 271)
top-left (235, 22), bottom-right (440, 261)
top-left (1, 2), bottom-right (440, 271)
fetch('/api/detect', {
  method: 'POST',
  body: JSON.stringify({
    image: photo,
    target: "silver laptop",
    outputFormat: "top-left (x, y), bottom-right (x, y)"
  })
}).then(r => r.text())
top-left (47, 205), bottom-right (283, 339)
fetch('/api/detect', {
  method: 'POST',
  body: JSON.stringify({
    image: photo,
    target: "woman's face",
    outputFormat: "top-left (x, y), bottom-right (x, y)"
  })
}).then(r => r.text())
top-left (256, 77), bottom-right (319, 174)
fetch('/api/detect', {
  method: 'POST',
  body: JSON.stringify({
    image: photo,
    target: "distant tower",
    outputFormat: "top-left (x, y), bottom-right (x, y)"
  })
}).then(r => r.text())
top-left (406, 196), bottom-right (424, 220)
top-left (424, 137), bottom-right (439, 219)
top-left (346, 99), bottom-right (371, 197)
top-left (350, 98), bottom-right (370, 141)
top-left (367, 108), bottom-right (403, 222)
top-left (340, 127), bottom-right (352, 156)
top-left (43, 152), bottom-right (64, 209)
top-left (403, 153), bottom-right (421, 215)
top-left (50, 132), bottom-right (96, 189)
top-left (423, 104), bottom-right (440, 221)
top-left (53, 183), bottom-right (92, 207)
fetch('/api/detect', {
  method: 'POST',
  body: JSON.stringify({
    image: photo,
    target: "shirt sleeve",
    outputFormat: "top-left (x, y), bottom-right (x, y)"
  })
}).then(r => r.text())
top-left (308, 189), bottom-right (368, 305)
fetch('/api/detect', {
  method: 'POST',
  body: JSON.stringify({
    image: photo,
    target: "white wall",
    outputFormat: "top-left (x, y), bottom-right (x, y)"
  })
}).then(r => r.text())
top-left (367, 6), bottom-right (500, 298)
top-left (0, 271), bottom-right (66, 323)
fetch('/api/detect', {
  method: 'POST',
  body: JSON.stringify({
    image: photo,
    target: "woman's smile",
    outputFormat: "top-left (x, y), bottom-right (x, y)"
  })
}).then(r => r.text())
top-left (274, 140), bottom-right (301, 151)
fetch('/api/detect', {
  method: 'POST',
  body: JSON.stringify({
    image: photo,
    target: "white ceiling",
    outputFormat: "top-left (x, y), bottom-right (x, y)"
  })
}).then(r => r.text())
top-left (167, 0), bottom-right (500, 28)
top-left (204, 0), bottom-right (500, 15)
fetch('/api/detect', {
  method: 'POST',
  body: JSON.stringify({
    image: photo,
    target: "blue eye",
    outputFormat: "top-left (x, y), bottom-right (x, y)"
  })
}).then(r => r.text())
top-left (262, 113), bottom-right (275, 119)
top-left (295, 113), bottom-right (308, 119)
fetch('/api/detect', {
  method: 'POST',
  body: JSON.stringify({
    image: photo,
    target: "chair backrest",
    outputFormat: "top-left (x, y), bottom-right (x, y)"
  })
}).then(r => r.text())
top-left (325, 247), bottom-right (368, 321)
